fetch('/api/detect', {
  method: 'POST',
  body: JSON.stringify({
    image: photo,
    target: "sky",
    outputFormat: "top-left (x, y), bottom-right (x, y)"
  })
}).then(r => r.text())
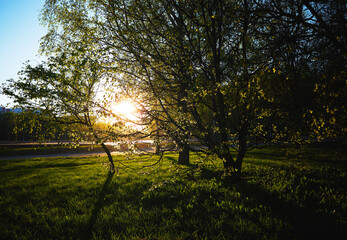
top-left (0, 0), bottom-right (46, 107)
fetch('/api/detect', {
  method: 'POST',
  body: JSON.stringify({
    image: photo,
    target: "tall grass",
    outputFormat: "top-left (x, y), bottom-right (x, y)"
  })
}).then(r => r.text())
top-left (0, 146), bottom-right (346, 239)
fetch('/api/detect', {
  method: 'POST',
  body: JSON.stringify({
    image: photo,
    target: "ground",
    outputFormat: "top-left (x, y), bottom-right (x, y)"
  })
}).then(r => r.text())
top-left (0, 145), bottom-right (346, 239)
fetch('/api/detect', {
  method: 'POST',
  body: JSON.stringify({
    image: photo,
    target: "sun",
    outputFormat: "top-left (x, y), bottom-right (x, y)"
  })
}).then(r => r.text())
top-left (111, 100), bottom-right (138, 121)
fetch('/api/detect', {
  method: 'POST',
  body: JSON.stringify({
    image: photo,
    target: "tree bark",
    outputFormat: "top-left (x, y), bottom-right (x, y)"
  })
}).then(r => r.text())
top-left (155, 130), bottom-right (161, 155)
top-left (89, 125), bottom-right (116, 173)
top-left (178, 143), bottom-right (190, 165)
top-left (101, 142), bottom-right (115, 173)
top-left (155, 143), bottom-right (161, 155)
top-left (235, 140), bottom-right (246, 173)
top-left (235, 125), bottom-right (247, 174)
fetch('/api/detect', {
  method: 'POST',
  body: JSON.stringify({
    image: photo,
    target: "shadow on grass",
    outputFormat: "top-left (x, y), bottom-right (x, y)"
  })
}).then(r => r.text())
top-left (246, 147), bottom-right (347, 166)
top-left (221, 176), bottom-right (346, 239)
top-left (165, 164), bottom-right (346, 239)
top-left (166, 155), bottom-right (196, 168)
top-left (165, 156), bottom-right (178, 164)
top-left (83, 171), bottom-right (114, 239)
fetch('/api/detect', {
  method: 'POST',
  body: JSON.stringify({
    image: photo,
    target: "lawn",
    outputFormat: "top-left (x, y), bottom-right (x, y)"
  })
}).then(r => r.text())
top-left (0, 146), bottom-right (346, 239)
top-left (0, 144), bottom-right (106, 157)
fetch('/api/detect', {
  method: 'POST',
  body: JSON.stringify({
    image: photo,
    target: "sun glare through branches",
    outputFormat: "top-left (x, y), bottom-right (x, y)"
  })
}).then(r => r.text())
top-left (111, 100), bottom-right (139, 124)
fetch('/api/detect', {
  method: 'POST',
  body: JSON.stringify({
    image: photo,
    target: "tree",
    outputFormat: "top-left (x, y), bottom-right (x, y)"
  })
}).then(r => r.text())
top-left (0, 109), bottom-right (71, 142)
top-left (0, 111), bottom-right (16, 141)
top-left (2, 46), bottom-right (123, 172)
top-left (257, 0), bottom-right (346, 143)
top-left (9, 0), bottom-right (344, 176)
top-left (91, 0), bottom-right (346, 173)
top-left (83, 0), bottom-right (282, 174)
top-left (38, 0), bottom-right (292, 174)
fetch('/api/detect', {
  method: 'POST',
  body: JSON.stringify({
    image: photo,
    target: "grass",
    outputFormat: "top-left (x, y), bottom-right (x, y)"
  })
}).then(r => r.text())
top-left (0, 144), bottom-right (106, 157)
top-left (0, 146), bottom-right (346, 239)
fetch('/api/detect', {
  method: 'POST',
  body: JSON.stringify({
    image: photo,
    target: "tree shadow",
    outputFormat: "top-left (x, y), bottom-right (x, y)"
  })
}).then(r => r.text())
top-left (190, 167), bottom-right (346, 238)
top-left (246, 147), bottom-right (347, 166)
top-left (221, 177), bottom-right (346, 239)
top-left (165, 155), bottom-right (195, 168)
top-left (83, 171), bottom-right (114, 239)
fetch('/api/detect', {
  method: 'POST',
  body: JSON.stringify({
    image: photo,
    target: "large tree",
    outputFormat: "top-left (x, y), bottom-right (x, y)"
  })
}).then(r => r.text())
top-left (36, 0), bottom-right (293, 174)
top-left (83, 0), bottom-right (279, 173)
top-left (6, 0), bottom-right (345, 176)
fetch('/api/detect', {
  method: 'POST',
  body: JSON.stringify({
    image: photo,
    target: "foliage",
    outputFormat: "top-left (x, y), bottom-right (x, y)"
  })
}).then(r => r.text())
top-left (0, 112), bottom-right (17, 141)
top-left (260, 0), bottom-right (347, 143)
top-left (2, 0), bottom-right (346, 174)
top-left (1, 36), bottom-right (135, 172)
top-left (0, 110), bottom-right (73, 142)
top-left (55, 0), bottom-right (282, 171)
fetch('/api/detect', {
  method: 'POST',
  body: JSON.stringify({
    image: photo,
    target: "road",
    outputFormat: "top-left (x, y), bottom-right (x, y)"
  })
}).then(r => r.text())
top-left (0, 144), bottom-right (156, 161)
top-left (0, 140), bottom-right (206, 160)
top-left (0, 151), bottom-right (127, 160)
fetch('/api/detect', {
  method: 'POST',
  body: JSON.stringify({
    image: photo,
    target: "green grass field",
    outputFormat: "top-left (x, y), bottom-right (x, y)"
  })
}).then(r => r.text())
top-left (0, 144), bottom-right (105, 157)
top-left (0, 146), bottom-right (346, 239)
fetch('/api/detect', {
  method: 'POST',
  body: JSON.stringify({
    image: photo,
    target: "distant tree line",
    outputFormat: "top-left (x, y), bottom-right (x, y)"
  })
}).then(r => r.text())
top-left (0, 111), bottom-right (70, 142)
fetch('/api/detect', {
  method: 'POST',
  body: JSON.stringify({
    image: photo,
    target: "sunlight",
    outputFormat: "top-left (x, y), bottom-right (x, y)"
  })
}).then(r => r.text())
top-left (111, 100), bottom-right (138, 122)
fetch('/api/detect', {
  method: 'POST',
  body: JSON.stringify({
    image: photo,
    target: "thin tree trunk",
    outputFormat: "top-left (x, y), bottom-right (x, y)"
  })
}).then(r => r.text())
top-left (178, 143), bottom-right (190, 165)
top-left (235, 125), bottom-right (247, 174)
top-left (235, 141), bottom-right (246, 173)
top-left (231, 0), bottom-right (249, 177)
top-left (155, 130), bottom-right (161, 155)
top-left (176, 9), bottom-right (190, 166)
top-left (101, 142), bottom-right (115, 173)
top-left (89, 124), bottom-right (115, 173)
top-left (155, 143), bottom-right (161, 155)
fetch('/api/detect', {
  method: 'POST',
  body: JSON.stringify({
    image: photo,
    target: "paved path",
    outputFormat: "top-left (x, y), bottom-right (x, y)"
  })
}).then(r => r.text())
top-left (0, 145), bottom-right (206, 161)
top-left (0, 152), bottom-right (119, 160)
top-left (0, 149), bottom-right (159, 160)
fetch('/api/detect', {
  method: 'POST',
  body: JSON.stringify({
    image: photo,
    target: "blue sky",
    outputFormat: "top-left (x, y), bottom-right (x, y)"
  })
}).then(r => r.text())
top-left (0, 0), bottom-right (46, 107)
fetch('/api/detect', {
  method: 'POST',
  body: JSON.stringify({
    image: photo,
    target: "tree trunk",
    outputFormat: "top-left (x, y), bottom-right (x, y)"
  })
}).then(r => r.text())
top-left (235, 142), bottom-right (246, 173)
top-left (155, 131), bottom-right (161, 155)
top-left (235, 125), bottom-right (247, 174)
top-left (101, 142), bottom-right (115, 173)
top-left (178, 143), bottom-right (190, 165)
top-left (89, 125), bottom-right (115, 173)
top-left (155, 143), bottom-right (161, 155)
top-left (223, 153), bottom-right (235, 171)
